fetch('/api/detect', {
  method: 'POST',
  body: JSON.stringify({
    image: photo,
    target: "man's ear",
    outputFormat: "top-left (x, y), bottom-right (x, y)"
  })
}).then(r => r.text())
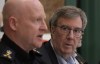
top-left (8, 16), bottom-right (17, 31)
top-left (77, 36), bottom-right (82, 47)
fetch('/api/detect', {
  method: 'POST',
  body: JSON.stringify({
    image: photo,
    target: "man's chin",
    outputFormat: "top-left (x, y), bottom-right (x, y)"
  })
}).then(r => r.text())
top-left (36, 43), bottom-right (43, 48)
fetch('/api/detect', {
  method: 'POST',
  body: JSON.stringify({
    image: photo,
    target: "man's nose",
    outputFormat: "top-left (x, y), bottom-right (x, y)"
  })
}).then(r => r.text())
top-left (67, 30), bottom-right (74, 39)
top-left (40, 21), bottom-right (48, 32)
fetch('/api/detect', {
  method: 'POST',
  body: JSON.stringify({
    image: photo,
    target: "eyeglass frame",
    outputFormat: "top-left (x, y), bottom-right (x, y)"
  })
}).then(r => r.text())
top-left (54, 25), bottom-right (84, 37)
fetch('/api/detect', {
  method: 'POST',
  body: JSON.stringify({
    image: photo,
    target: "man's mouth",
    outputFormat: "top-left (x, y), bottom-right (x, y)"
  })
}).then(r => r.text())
top-left (37, 35), bottom-right (43, 38)
top-left (65, 43), bottom-right (73, 47)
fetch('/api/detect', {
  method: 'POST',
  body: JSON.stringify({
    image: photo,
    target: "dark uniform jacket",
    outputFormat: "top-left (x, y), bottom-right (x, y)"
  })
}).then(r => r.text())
top-left (37, 41), bottom-right (88, 64)
top-left (0, 34), bottom-right (46, 64)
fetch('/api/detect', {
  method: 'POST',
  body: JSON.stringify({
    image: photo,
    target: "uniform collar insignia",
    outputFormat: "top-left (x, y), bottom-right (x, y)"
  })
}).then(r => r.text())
top-left (3, 50), bottom-right (12, 59)
top-left (33, 49), bottom-right (40, 54)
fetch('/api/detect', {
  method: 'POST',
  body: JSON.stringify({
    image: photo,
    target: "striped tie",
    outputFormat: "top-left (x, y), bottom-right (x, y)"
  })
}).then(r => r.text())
top-left (66, 57), bottom-right (75, 64)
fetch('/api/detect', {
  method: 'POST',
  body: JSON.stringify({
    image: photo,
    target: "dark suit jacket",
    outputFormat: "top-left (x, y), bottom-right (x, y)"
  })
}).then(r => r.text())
top-left (38, 41), bottom-right (88, 64)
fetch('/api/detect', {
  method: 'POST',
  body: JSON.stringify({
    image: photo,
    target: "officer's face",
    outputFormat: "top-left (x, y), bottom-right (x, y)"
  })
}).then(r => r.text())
top-left (51, 17), bottom-right (83, 56)
top-left (16, 0), bottom-right (47, 50)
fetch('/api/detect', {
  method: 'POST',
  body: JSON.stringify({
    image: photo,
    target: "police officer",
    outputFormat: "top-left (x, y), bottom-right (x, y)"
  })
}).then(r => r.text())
top-left (0, 0), bottom-right (47, 64)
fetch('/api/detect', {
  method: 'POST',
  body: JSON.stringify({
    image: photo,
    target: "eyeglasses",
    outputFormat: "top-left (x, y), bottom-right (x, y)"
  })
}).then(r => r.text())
top-left (56, 25), bottom-right (83, 37)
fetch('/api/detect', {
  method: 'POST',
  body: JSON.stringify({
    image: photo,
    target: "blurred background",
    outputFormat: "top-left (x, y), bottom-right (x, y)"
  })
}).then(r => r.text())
top-left (1, 0), bottom-right (100, 64)
top-left (0, 0), bottom-right (4, 38)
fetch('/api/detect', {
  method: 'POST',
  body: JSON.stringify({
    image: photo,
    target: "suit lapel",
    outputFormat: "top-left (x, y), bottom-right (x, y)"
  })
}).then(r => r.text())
top-left (76, 53), bottom-right (88, 64)
top-left (44, 41), bottom-right (59, 64)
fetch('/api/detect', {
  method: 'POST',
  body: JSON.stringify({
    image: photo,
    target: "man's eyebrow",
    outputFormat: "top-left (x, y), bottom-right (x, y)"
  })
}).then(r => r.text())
top-left (60, 25), bottom-right (83, 31)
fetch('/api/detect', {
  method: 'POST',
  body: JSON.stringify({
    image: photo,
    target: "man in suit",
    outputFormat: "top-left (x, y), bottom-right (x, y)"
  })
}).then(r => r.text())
top-left (0, 0), bottom-right (47, 64)
top-left (38, 6), bottom-right (88, 64)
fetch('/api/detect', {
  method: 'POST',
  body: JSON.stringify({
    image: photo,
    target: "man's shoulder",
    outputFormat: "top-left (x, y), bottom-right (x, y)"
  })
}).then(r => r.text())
top-left (76, 53), bottom-right (88, 64)
top-left (0, 42), bottom-right (15, 64)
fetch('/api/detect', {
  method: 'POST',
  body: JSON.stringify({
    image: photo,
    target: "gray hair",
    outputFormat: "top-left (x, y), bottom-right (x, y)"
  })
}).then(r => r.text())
top-left (49, 6), bottom-right (87, 30)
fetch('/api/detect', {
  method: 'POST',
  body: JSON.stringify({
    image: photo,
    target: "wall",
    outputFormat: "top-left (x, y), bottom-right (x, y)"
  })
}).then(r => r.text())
top-left (40, 0), bottom-right (64, 30)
